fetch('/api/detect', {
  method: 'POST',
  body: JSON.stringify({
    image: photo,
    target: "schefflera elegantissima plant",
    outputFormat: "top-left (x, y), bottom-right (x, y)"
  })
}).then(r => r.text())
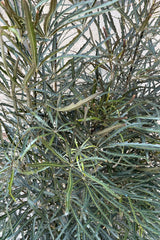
top-left (0, 0), bottom-right (160, 239)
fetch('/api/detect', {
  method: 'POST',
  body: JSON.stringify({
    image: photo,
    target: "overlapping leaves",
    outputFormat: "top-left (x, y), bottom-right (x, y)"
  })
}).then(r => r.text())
top-left (0, 0), bottom-right (160, 239)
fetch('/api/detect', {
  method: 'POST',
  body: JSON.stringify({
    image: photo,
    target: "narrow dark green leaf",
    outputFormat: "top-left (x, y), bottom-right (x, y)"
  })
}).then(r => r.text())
top-left (84, 172), bottom-right (120, 199)
top-left (22, 0), bottom-right (37, 64)
top-left (0, 30), bottom-right (12, 79)
top-left (44, 0), bottom-right (57, 34)
top-left (20, 133), bottom-right (50, 161)
top-left (42, 139), bottom-right (69, 164)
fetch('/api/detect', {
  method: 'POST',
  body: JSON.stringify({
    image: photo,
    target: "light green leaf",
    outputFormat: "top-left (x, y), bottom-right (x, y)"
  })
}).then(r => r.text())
top-left (136, 167), bottom-right (160, 173)
top-left (107, 142), bottom-right (160, 151)
top-left (94, 123), bottom-right (126, 136)
top-left (8, 168), bottom-right (16, 202)
top-left (0, 166), bottom-right (10, 174)
top-left (18, 162), bottom-right (67, 175)
top-left (56, 92), bottom-right (102, 112)
top-left (65, 169), bottom-right (73, 215)
top-left (9, 26), bottom-right (22, 42)
top-left (27, 162), bottom-right (68, 168)
top-left (23, 63), bottom-right (36, 85)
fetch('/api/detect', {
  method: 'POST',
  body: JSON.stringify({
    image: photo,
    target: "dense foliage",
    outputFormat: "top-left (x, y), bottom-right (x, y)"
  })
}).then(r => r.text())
top-left (0, 0), bottom-right (160, 239)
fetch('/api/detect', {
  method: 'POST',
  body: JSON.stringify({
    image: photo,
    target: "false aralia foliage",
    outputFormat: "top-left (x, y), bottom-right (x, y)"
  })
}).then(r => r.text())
top-left (0, 0), bottom-right (160, 239)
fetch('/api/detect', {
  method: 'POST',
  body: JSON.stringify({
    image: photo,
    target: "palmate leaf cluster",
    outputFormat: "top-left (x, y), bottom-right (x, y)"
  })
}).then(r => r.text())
top-left (0, 0), bottom-right (160, 239)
